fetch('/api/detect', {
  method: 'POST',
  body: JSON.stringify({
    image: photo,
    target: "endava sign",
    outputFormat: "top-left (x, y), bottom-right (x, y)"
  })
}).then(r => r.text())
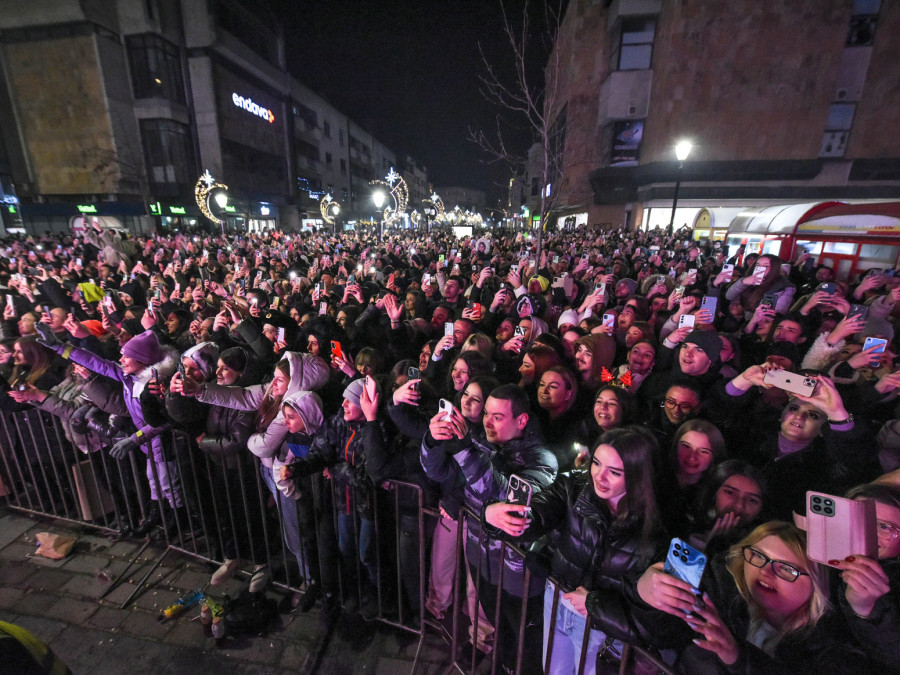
top-left (232, 93), bottom-right (275, 124)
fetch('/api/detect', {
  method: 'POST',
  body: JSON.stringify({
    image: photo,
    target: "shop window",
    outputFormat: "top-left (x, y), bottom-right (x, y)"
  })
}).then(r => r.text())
top-left (610, 17), bottom-right (656, 71)
top-left (795, 240), bottom-right (824, 255)
top-left (140, 119), bottom-right (194, 191)
top-left (126, 34), bottom-right (185, 104)
top-left (824, 241), bottom-right (858, 255)
top-left (859, 243), bottom-right (898, 263)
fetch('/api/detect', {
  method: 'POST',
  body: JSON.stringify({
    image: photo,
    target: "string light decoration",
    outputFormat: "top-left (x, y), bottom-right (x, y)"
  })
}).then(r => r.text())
top-left (194, 170), bottom-right (229, 226)
top-left (319, 193), bottom-right (341, 225)
top-left (369, 167), bottom-right (409, 227)
top-left (422, 191), bottom-right (446, 224)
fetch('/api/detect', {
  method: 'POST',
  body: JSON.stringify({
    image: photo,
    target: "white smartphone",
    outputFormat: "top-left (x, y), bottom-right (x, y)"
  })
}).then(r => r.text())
top-left (276, 327), bottom-right (285, 343)
top-left (364, 375), bottom-right (377, 401)
top-left (721, 263), bottom-right (734, 282)
top-left (438, 398), bottom-right (454, 420)
top-left (602, 313), bottom-right (616, 329)
top-left (444, 322), bottom-right (455, 337)
top-left (763, 369), bottom-right (817, 396)
top-left (679, 314), bottom-right (696, 329)
top-left (751, 265), bottom-right (767, 285)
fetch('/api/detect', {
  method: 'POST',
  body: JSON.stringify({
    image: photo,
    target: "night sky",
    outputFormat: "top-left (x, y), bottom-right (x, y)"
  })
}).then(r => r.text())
top-left (270, 0), bottom-right (555, 204)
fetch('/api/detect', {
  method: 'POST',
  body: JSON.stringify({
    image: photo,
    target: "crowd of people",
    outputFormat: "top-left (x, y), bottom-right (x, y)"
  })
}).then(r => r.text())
top-left (1, 218), bottom-right (899, 674)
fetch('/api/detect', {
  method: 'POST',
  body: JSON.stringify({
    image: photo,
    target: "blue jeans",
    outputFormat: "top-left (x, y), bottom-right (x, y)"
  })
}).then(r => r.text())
top-left (337, 511), bottom-right (376, 586)
top-left (543, 580), bottom-right (619, 675)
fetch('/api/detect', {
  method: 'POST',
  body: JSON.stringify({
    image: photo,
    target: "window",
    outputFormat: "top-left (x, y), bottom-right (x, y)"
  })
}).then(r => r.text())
top-left (610, 17), bottom-right (656, 71)
top-left (340, 159), bottom-right (347, 176)
top-left (339, 129), bottom-right (345, 147)
top-left (847, 0), bottom-right (881, 46)
top-left (530, 177), bottom-right (539, 197)
top-left (820, 103), bottom-right (855, 157)
top-left (126, 34), bottom-right (185, 104)
top-left (140, 119), bottom-right (194, 190)
top-left (323, 121), bottom-right (331, 137)
top-left (325, 152), bottom-right (332, 166)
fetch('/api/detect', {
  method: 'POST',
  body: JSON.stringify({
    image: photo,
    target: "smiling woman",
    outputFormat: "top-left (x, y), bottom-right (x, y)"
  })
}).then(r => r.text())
top-left (484, 426), bottom-right (662, 675)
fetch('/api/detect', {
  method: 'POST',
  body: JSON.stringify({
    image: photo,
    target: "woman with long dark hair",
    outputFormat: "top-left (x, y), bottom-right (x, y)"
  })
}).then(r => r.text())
top-left (485, 426), bottom-right (663, 674)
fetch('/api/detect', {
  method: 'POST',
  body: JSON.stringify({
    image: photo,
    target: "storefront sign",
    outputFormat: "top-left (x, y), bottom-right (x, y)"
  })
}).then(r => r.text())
top-left (169, 206), bottom-right (186, 215)
top-left (76, 204), bottom-right (98, 214)
top-left (232, 93), bottom-right (275, 124)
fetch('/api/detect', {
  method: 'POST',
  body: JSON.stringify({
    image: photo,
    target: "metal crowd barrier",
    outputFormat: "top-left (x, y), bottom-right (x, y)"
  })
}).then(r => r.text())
top-left (0, 408), bottom-right (674, 675)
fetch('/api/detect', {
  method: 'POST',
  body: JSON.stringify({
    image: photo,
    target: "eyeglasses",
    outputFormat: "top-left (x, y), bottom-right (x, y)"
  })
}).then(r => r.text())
top-left (877, 520), bottom-right (900, 542)
top-left (742, 546), bottom-right (809, 582)
top-left (664, 398), bottom-right (696, 412)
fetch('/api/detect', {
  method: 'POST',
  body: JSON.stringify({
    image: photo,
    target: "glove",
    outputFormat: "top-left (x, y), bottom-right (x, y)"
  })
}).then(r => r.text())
top-left (35, 321), bottom-right (61, 348)
top-left (109, 435), bottom-right (140, 460)
top-left (69, 404), bottom-right (95, 435)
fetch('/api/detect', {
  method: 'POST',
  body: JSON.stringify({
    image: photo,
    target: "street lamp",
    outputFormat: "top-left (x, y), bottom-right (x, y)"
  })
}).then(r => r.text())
top-left (668, 140), bottom-right (693, 232)
top-left (372, 190), bottom-right (386, 238)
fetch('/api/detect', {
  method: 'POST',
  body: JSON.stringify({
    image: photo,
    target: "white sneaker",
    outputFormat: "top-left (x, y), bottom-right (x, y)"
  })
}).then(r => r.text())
top-left (249, 565), bottom-right (270, 593)
top-left (211, 558), bottom-right (240, 585)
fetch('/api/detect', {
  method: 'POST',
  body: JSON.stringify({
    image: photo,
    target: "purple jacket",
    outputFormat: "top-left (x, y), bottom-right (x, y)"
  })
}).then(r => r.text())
top-left (46, 342), bottom-right (178, 463)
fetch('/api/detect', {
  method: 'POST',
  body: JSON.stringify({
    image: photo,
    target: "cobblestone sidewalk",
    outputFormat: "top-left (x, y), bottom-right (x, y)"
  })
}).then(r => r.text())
top-left (0, 507), bottom-right (460, 674)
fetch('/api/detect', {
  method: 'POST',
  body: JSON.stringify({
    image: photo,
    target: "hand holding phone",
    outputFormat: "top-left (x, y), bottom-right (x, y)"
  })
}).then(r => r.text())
top-left (798, 492), bottom-right (877, 567)
top-left (762, 369), bottom-right (817, 396)
top-left (664, 538), bottom-right (707, 595)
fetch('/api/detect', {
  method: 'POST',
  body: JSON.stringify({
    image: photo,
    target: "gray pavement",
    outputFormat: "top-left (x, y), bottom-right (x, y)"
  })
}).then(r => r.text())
top-left (0, 507), bottom-right (464, 674)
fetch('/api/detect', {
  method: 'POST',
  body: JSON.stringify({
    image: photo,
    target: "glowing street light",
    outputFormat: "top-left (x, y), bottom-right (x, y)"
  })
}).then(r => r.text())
top-left (668, 139), bottom-right (693, 232)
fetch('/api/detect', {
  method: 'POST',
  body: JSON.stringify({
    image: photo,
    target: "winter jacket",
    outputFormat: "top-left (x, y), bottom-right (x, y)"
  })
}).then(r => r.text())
top-left (272, 390), bottom-right (324, 499)
top-left (836, 556), bottom-right (900, 672)
top-left (420, 416), bottom-right (558, 592)
top-left (194, 351), bottom-right (329, 468)
top-left (524, 472), bottom-right (662, 593)
top-left (586, 550), bottom-right (874, 673)
top-left (288, 410), bottom-right (389, 517)
top-left (43, 341), bottom-right (180, 463)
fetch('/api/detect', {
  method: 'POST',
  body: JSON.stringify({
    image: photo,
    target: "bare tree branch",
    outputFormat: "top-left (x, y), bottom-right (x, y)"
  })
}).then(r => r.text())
top-left (469, 0), bottom-right (566, 257)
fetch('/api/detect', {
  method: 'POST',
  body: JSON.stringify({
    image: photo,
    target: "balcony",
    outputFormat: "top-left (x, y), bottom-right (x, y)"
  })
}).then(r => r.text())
top-left (598, 69), bottom-right (652, 124)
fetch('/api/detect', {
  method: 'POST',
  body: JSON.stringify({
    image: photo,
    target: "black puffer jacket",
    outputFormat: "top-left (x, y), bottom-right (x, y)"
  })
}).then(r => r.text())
top-left (585, 550), bottom-right (875, 673)
top-left (836, 556), bottom-right (900, 672)
top-left (526, 472), bottom-right (662, 593)
top-left (290, 411), bottom-right (391, 518)
top-left (420, 416), bottom-right (558, 593)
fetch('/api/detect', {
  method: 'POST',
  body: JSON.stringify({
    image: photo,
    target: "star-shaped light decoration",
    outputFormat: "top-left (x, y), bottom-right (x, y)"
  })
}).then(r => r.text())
top-left (385, 167), bottom-right (400, 184)
top-left (200, 169), bottom-right (216, 187)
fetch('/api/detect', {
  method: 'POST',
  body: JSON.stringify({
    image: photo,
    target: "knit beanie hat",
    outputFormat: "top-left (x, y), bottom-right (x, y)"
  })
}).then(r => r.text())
top-left (342, 377), bottom-right (380, 408)
top-left (683, 329), bottom-right (722, 363)
top-left (557, 309), bottom-right (579, 330)
top-left (120, 318), bottom-right (145, 337)
top-left (766, 341), bottom-right (800, 368)
top-left (121, 330), bottom-right (163, 365)
top-left (528, 275), bottom-right (550, 292)
top-left (182, 342), bottom-right (219, 380)
top-left (220, 346), bottom-right (249, 374)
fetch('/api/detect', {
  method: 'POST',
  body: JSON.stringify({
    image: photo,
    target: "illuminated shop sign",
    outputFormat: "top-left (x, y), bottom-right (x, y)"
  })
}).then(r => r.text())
top-left (232, 93), bottom-right (275, 124)
top-left (77, 204), bottom-right (98, 213)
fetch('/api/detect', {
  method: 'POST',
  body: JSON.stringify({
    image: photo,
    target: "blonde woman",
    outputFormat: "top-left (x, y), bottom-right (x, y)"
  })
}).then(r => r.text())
top-left (601, 521), bottom-right (872, 672)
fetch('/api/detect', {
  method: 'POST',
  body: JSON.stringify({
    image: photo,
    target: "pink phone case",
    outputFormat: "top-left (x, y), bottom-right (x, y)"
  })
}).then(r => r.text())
top-left (800, 492), bottom-right (877, 566)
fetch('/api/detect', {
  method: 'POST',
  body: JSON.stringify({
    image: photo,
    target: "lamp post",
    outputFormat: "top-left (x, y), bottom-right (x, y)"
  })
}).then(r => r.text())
top-left (667, 140), bottom-right (693, 233)
top-left (372, 189), bottom-right (386, 239)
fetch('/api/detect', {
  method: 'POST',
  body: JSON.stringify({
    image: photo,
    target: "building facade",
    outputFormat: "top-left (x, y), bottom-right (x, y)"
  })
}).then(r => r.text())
top-left (0, 0), bottom-right (418, 235)
top-left (543, 0), bottom-right (900, 233)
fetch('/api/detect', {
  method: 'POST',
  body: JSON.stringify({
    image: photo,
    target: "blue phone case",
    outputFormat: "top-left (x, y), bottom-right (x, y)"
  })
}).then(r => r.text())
top-left (664, 538), bottom-right (707, 593)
